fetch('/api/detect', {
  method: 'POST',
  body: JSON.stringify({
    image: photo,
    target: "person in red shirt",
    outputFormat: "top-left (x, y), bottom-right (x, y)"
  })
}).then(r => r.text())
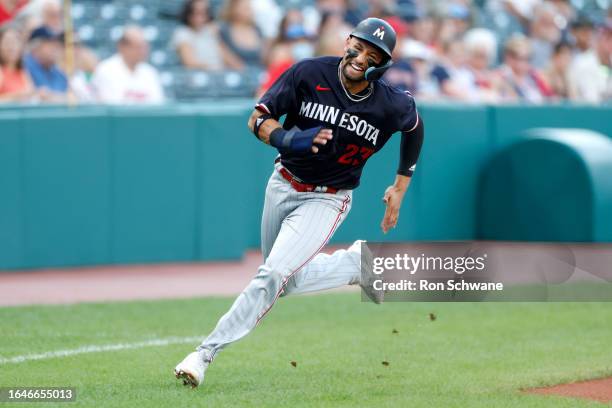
top-left (0, 0), bottom-right (28, 25)
top-left (257, 9), bottom-right (313, 97)
top-left (496, 34), bottom-right (554, 103)
top-left (0, 26), bottom-right (34, 102)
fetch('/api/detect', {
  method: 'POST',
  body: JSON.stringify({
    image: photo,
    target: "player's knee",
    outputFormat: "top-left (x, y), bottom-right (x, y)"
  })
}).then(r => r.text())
top-left (252, 264), bottom-right (287, 293)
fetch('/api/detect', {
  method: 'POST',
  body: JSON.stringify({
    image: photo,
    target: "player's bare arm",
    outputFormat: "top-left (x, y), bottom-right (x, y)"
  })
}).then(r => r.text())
top-left (381, 116), bottom-right (425, 233)
top-left (247, 110), bottom-right (333, 154)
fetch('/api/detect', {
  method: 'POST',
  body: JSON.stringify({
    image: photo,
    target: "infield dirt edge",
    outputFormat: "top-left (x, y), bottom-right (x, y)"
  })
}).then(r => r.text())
top-left (524, 376), bottom-right (612, 403)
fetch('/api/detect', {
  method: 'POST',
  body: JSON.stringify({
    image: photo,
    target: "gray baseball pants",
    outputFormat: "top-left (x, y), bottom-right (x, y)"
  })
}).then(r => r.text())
top-left (197, 164), bottom-right (360, 360)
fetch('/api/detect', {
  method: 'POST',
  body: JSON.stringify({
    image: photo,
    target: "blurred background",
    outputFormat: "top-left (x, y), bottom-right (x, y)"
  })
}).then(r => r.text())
top-left (0, 0), bottom-right (610, 104)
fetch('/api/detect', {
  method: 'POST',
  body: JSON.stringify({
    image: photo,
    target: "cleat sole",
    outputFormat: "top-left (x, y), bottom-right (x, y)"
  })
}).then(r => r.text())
top-left (175, 369), bottom-right (198, 388)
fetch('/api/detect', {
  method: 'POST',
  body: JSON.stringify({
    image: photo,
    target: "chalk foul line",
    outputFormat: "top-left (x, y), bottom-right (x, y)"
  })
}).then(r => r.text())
top-left (0, 336), bottom-right (202, 365)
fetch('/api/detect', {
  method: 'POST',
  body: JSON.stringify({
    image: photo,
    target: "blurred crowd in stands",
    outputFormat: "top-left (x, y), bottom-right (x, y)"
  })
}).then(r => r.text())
top-left (0, 0), bottom-right (610, 104)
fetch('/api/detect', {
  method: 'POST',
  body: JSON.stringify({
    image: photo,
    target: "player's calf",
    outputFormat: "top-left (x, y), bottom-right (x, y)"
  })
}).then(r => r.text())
top-left (349, 240), bottom-right (384, 304)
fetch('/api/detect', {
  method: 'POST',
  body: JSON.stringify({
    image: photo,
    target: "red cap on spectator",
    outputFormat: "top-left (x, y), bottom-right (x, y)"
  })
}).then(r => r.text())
top-left (386, 16), bottom-right (409, 37)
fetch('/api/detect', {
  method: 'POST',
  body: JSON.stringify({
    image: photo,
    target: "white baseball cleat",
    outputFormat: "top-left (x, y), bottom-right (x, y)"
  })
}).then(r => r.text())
top-left (349, 240), bottom-right (384, 304)
top-left (174, 349), bottom-right (210, 388)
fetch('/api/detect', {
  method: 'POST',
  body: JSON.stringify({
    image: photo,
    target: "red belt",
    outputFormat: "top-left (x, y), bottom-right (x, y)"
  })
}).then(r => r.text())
top-left (276, 165), bottom-right (339, 194)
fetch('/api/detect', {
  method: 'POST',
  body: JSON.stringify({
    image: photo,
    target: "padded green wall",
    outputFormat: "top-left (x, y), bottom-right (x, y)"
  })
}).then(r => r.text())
top-left (21, 112), bottom-right (111, 268)
top-left (492, 105), bottom-right (612, 149)
top-left (0, 103), bottom-right (610, 270)
top-left (0, 113), bottom-right (23, 269)
top-left (479, 129), bottom-right (612, 242)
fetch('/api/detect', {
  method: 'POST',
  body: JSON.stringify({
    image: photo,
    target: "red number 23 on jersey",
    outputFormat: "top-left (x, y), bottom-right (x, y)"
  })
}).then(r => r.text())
top-left (337, 144), bottom-right (374, 166)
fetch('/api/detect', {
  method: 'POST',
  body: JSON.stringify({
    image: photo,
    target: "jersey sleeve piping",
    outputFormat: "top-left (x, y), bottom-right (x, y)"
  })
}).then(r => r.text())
top-left (255, 103), bottom-right (271, 114)
top-left (406, 112), bottom-right (419, 132)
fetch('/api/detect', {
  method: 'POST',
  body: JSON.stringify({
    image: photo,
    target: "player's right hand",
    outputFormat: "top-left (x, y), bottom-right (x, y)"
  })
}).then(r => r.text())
top-left (269, 126), bottom-right (333, 155)
top-left (311, 129), bottom-right (333, 153)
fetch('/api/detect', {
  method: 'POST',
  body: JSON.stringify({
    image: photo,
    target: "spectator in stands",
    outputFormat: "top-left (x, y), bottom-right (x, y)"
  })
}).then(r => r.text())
top-left (433, 38), bottom-right (471, 100)
top-left (250, 0), bottom-right (282, 40)
top-left (23, 25), bottom-right (67, 102)
top-left (318, 9), bottom-right (350, 38)
top-left (436, 2), bottom-right (472, 47)
top-left (387, 39), bottom-right (455, 100)
top-left (411, 13), bottom-right (438, 49)
top-left (367, 0), bottom-right (396, 20)
top-left (542, 41), bottom-right (572, 99)
top-left (68, 40), bottom-right (98, 103)
top-left (266, 8), bottom-right (314, 65)
top-left (11, 0), bottom-right (61, 38)
top-left (172, 0), bottom-right (226, 71)
top-left (529, 2), bottom-right (563, 69)
top-left (315, 11), bottom-right (352, 57)
top-left (493, 0), bottom-right (539, 31)
top-left (382, 17), bottom-right (416, 92)
top-left (384, 14), bottom-right (463, 100)
top-left (40, 0), bottom-right (62, 33)
top-left (497, 34), bottom-right (553, 103)
top-left (258, 9), bottom-right (313, 96)
top-left (394, 41), bottom-right (431, 95)
top-left (599, 21), bottom-right (612, 101)
top-left (458, 28), bottom-right (501, 103)
top-left (0, 0), bottom-right (27, 26)
top-left (548, 0), bottom-right (574, 23)
top-left (570, 16), bottom-right (595, 54)
top-left (92, 26), bottom-right (164, 104)
top-left (218, 0), bottom-right (264, 69)
top-left (0, 26), bottom-right (34, 102)
top-left (569, 20), bottom-right (611, 103)
top-left (302, 0), bottom-right (361, 36)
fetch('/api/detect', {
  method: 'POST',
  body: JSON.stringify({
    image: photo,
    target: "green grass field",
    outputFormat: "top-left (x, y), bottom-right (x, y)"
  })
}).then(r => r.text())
top-left (1, 293), bottom-right (612, 407)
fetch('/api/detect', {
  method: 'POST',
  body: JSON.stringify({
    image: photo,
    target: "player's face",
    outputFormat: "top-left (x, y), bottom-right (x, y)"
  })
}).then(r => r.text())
top-left (341, 37), bottom-right (383, 82)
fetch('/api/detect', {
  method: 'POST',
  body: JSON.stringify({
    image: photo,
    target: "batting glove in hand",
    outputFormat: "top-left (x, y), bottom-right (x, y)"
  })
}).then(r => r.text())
top-left (269, 126), bottom-right (323, 154)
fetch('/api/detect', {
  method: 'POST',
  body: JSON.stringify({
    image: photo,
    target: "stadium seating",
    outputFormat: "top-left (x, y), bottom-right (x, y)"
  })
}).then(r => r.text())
top-left (71, 0), bottom-right (263, 100)
top-left (68, 0), bottom-right (610, 101)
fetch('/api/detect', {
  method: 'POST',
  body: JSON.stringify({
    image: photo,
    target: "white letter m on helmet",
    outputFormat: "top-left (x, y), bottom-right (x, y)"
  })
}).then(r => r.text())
top-left (373, 27), bottom-right (385, 40)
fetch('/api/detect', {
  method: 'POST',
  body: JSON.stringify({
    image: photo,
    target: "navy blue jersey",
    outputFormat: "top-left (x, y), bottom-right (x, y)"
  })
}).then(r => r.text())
top-left (257, 56), bottom-right (419, 190)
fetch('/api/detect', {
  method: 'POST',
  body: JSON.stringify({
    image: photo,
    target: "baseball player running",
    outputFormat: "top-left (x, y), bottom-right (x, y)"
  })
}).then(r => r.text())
top-left (175, 17), bottom-right (424, 388)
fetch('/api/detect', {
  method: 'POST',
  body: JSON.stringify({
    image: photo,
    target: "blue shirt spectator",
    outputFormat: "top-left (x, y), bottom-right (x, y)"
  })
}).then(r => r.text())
top-left (383, 41), bottom-right (452, 99)
top-left (23, 53), bottom-right (67, 93)
top-left (23, 26), bottom-right (68, 96)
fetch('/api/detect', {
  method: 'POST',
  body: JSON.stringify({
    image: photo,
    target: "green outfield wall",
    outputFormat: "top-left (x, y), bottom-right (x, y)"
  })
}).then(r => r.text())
top-left (0, 102), bottom-right (610, 269)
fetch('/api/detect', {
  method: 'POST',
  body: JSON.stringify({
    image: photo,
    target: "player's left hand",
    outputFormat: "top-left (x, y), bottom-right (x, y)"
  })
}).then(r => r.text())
top-left (381, 186), bottom-right (406, 234)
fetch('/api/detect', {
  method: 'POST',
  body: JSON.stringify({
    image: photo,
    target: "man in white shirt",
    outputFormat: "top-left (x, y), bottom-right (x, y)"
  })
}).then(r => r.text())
top-left (568, 19), bottom-right (611, 103)
top-left (92, 26), bottom-right (165, 104)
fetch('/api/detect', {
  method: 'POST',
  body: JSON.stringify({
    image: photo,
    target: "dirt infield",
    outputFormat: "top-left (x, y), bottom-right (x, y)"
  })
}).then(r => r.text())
top-left (0, 246), bottom-right (352, 306)
top-left (527, 377), bottom-right (612, 403)
top-left (0, 252), bottom-right (260, 306)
